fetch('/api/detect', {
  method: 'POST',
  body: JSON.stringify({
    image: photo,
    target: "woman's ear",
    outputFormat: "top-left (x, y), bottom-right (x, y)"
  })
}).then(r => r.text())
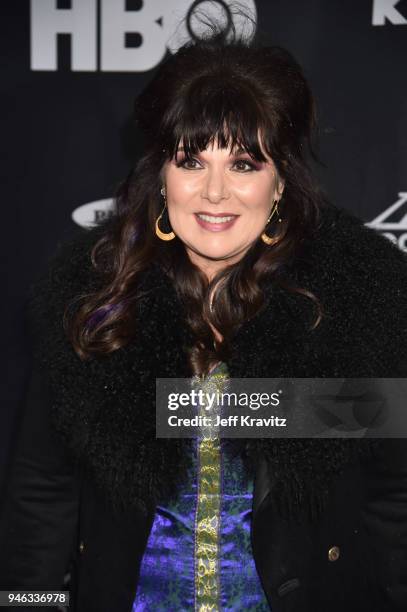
top-left (159, 164), bottom-right (166, 184)
top-left (277, 177), bottom-right (285, 199)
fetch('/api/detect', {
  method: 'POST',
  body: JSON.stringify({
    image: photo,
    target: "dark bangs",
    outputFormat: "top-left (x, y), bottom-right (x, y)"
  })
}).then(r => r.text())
top-left (160, 77), bottom-right (273, 164)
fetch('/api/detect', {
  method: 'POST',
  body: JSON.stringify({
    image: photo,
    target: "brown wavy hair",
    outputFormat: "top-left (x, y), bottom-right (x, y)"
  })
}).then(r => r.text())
top-left (67, 8), bottom-right (329, 377)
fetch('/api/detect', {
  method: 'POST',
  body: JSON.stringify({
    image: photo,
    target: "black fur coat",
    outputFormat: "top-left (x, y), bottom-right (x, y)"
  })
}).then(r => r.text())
top-left (27, 203), bottom-right (407, 522)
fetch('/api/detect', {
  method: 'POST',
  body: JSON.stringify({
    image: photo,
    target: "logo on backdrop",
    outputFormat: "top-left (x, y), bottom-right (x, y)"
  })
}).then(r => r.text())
top-left (72, 198), bottom-right (115, 228)
top-left (30, 0), bottom-right (257, 72)
top-left (365, 192), bottom-right (407, 252)
top-left (372, 0), bottom-right (407, 26)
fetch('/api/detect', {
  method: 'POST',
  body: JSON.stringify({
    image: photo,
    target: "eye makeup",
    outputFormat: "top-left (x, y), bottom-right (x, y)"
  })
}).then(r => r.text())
top-left (173, 148), bottom-right (263, 172)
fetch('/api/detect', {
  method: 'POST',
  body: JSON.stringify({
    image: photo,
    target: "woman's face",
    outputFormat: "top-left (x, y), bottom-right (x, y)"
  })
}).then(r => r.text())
top-left (162, 139), bottom-right (285, 280)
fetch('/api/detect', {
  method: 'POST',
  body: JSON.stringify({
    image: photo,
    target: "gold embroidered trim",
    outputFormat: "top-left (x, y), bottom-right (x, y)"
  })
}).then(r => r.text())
top-left (192, 366), bottom-right (229, 612)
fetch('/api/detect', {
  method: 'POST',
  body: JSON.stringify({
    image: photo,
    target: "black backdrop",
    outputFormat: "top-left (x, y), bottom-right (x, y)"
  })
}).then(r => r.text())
top-left (2, 0), bottom-right (407, 492)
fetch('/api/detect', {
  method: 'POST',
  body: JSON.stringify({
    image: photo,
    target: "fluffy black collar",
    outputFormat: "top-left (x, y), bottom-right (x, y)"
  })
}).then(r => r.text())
top-left (28, 204), bottom-right (407, 521)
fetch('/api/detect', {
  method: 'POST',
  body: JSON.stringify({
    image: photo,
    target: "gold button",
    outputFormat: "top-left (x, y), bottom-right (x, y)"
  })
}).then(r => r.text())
top-left (79, 540), bottom-right (85, 554)
top-left (328, 545), bottom-right (340, 561)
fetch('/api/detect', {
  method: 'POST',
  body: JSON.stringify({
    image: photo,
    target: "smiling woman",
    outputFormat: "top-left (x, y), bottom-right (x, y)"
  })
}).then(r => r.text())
top-left (162, 139), bottom-right (285, 280)
top-left (65, 9), bottom-right (327, 377)
top-left (1, 4), bottom-right (407, 612)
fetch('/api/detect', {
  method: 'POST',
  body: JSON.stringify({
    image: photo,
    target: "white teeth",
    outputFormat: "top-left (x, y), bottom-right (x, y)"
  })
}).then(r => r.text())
top-left (197, 214), bottom-right (236, 223)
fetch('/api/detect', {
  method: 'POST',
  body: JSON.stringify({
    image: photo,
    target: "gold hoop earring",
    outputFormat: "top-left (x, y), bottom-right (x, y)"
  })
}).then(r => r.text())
top-left (155, 187), bottom-right (175, 241)
top-left (261, 200), bottom-right (282, 245)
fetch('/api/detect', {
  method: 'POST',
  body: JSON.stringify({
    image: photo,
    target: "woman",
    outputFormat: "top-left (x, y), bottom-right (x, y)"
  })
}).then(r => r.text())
top-left (1, 15), bottom-right (407, 612)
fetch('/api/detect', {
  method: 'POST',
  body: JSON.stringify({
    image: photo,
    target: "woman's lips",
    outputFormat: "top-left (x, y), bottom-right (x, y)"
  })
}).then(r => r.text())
top-left (194, 212), bottom-right (239, 232)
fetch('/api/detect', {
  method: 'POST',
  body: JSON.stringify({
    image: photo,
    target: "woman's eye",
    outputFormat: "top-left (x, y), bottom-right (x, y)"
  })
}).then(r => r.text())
top-left (233, 159), bottom-right (256, 172)
top-left (176, 157), bottom-right (201, 169)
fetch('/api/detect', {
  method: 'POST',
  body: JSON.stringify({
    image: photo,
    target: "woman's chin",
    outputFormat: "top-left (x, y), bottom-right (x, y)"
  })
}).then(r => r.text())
top-left (190, 247), bottom-right (248, 265)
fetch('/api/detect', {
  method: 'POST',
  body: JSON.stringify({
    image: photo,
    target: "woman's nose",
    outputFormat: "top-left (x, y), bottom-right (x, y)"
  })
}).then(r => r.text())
top-left (202, 168), bottom-right (230, 203)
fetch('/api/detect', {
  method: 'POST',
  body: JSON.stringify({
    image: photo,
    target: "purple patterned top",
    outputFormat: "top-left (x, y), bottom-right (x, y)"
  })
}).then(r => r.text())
top-left (132, 362), bottom-right (271, 611)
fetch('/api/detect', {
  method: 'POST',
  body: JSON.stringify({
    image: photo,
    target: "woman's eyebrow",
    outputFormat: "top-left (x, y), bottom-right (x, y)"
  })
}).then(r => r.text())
top-left (175, 146), bottom-right (250, 156)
